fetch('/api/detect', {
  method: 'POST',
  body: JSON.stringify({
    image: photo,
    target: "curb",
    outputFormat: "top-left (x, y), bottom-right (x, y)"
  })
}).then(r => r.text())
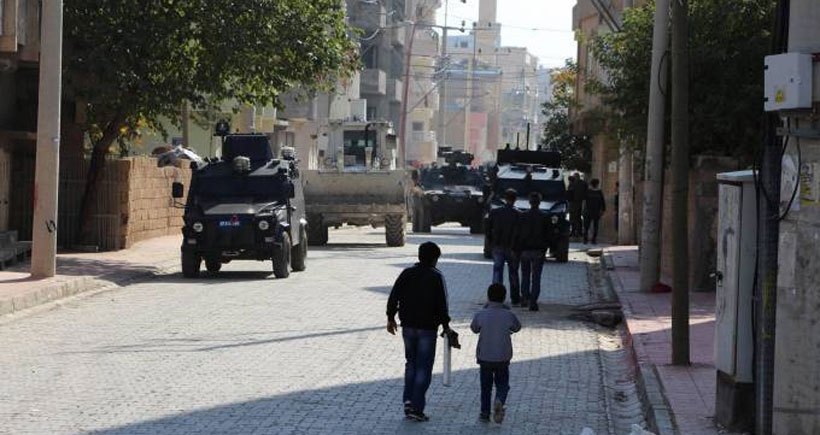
top-left (602, 251), bottom-right (678, 435)
top-left (0, 262), bottom-right (179, 318)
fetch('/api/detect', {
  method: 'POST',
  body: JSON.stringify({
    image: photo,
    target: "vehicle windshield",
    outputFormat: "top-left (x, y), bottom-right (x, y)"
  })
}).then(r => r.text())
top-left (343, 130), bottom-right (377, 166)
top-left (494, 178), bottom-right (565, 202)
top-left (421, 166), bottom-right (483, 188)
top-left (191, 175), bottom-right (287, 203)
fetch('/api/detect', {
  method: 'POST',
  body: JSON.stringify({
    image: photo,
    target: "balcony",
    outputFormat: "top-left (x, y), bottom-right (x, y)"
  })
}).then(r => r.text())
top-left (390, 79), bottom-right (404, 103)
top-left (361, 68), bottom-right (387, 96)
top-left (391, 26), bottom-right (406, 47)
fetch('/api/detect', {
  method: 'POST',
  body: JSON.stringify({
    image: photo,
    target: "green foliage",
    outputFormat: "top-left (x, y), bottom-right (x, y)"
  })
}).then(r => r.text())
top-left (540, 60), bottom-right (593, 173)
top-left (588, 0), bottom-right (775, 160)
top-left (63, 0), bottom-right (360, 145)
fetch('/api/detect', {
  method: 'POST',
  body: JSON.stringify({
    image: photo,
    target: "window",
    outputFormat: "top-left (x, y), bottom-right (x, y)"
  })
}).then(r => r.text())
top-left (367, 107), bottom-right (378, 121)
top-left (460, 41), bottom-right (468, 48)
top-left (361, 45), bottom-right (378, 69)
top-left (412, 122), bottom-right (424, 132)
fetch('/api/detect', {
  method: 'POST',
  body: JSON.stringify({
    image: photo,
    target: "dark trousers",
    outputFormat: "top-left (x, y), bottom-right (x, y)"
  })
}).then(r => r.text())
top-left (520, 250), bottom-right (545, 304)
top-left (491, 247), bottom-right (520, 302)
top-left (402, 327), bottom-right (437, 412)
top-left (479, 361), bottom-right (510, 415)
top-left (569, 202), bottom-right (583, 236)
top-left (584, 215), bottom-right (600, 243)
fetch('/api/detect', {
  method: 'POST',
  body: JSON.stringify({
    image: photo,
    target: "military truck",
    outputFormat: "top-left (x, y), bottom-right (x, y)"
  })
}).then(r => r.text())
top-left (172, 134), bottom-right (308, 278)
top-left (302, 120), bottom-right (407, 247)
top-left (412, 148), bottom-right (486, 233)
top-left (482, 148), bottom-right (570, 262)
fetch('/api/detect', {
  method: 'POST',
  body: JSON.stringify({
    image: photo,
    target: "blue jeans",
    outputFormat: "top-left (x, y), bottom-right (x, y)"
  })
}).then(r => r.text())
top-left (520, 250), bottom-right (545, 304)
top-left (402, 327), bottom-right (437, 412)
top-left (492, 247), bottom-right (520, 302)
top-left (479, 361), bottom-right (510, 415)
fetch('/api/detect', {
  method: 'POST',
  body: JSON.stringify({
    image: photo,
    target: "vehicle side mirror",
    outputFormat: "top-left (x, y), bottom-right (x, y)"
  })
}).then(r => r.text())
top-left (172, 182), bottom-right (184, 199)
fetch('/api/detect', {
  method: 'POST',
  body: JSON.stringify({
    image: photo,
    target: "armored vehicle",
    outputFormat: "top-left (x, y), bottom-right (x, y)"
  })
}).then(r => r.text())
top-left (412, 148), bottom-right (485, 233)
top-left (173, 134), bottom-right (308, 278)
top-left (482, 148), bottom-right (570, 262)
top-left (302, 120), bottom-right (408, 247)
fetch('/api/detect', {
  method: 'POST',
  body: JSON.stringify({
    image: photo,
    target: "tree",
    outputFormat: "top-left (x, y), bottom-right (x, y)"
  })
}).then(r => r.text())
top-left (540, 60), bottom-right (593, 173)
top-left (588, 0), bottom-right (775, 160)
top-left (63, 0), bottom-right (359, 244)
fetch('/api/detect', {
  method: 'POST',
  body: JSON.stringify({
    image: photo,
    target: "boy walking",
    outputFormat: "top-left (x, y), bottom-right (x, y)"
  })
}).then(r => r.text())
top-left (470, 283), bottom-right (522, 423)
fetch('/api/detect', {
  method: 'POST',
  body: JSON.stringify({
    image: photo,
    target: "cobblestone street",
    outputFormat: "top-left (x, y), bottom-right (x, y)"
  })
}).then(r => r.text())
top-left (0, 226), bottom-right (642, 435)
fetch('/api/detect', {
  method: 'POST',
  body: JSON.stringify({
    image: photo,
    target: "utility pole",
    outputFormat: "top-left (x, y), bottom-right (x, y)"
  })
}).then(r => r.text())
top-left (618, 0), bottom-right (636, 245)
top-left (437, 1), bottom-right (450, 152)
top-left (670, 0), bottom-right (690, 366)
top-left (398, 15), bottom-right (419, 168)
top-left (181, 101), bottom-right (190, 148)
top-left (30, 0), bottom-right (64, 278)
top-left (463, 30), bottom-right (476, 153)
top-left (639, 0), bottom-right (670, 293)
top-left (756, 1), bottom-right (789, 432)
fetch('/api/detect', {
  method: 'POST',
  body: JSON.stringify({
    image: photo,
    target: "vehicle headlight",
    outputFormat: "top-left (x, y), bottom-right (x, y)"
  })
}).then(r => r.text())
top-left (192, 222), bottom-right (204, 233)
top-left (258, 220), bottom-right (270, 231)
top-left (432, 195), bottom-right (440, 202)
top-left (551, 216), bottom-right (559, 225)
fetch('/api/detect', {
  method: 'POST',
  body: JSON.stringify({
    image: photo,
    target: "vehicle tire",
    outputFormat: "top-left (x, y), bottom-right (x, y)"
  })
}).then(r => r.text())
top-left (182, 250), bottom-right (201, 278)
top-left (554, 237), bottom-right (570, 263)
top-left (291, 225), bottom-right (307, 272)
top-left (307, 215), bottom-right (328, 246)
top-left (421, 208), bottom-right (432, 233)
top-left (385, 214), bottom-right (406, 247)
top-left (205, 257), bottom-right (222, 274)
top-left (273, 232), bottom-right (292, 278)
top-left (483, 234), bottom-right (492, 259)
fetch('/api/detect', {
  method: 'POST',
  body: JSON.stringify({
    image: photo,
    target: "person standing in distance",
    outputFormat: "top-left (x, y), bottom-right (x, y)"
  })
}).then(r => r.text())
top-left (518, 192), bottom-right (549, 311)
top-left (486, 188), bottom-right (522, 304)
top-left (584, 179), bottom-right (606, 244)
top-left (386, 242), bottom-right (450, 422)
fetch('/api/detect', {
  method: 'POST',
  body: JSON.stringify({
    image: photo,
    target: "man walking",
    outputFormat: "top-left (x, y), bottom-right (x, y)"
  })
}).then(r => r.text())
top-left (568, 173), bottom-right (588, 238)
top-left (386, 242), bottom-right (450, 422)
top-left (486, 188), bottom-right (522, 304)
top-left (584, 179), bottom-right (606, 244)
top-left (518, 192), bottom-right (548, 311)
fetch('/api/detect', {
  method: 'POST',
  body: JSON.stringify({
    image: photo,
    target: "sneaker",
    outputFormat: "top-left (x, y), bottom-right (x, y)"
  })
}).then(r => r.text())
top-left (493, 400), bottom-right (505, 423)
top-left (407, 410), bottom-right (430, 422)
top-left (479, 413), bottom-right (490, 422)
top-left (404, 401), bottom-right (412, 416)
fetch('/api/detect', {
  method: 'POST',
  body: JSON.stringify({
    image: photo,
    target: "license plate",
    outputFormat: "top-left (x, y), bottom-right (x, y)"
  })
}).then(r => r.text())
top-left (219, 221), bottom-right (241, 228)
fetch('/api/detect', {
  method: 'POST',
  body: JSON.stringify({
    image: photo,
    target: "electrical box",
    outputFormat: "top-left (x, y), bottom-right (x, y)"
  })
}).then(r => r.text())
top-left (714, 171), bottom-right (757, 431)
top-left (764, 53), bottom-right (813, 111)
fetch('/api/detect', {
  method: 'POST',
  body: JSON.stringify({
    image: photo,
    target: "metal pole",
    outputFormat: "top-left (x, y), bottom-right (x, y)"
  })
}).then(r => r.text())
top-left (670, 0), bottom-right (690, 366)
top-left (438, 0), bottom-right (449, 153)
top-left (31, 0), bottom-right (64, 278)
top-left (525, 122), bottom-right (531, 150)
top-left (618, 0), bottom-right (635, 245)
top-left (399, 18), bottom-right (418, 169)
top-left (639, 0), bottom-right (670, 292)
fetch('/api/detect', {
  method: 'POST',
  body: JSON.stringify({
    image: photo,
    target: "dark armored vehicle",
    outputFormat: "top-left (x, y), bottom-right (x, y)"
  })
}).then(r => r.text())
top-left (412, 149), bottom-right (486, 234)
top-left (482, 148), bottom-right (570, 262)
top-left (173, 134), bottom-right (307, 278)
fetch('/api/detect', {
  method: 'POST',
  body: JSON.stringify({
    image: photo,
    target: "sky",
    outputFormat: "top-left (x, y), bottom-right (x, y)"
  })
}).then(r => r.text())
top-left (435, 0), bottom-right (577, 69)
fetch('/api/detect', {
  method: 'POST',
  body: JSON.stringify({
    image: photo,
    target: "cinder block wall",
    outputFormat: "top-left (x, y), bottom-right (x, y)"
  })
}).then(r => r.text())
top-left (121, 157), bottom-right (191, 249)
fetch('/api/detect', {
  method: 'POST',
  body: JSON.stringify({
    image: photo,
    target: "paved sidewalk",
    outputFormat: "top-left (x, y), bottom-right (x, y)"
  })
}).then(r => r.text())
top-left (605, 246), bottom-right (723, 435)
top-left (0, 236), bottom-right (181, 317)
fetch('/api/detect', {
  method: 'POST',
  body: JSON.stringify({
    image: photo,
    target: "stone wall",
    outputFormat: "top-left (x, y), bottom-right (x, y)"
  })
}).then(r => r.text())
top-left (120, 157), bottom-right (191, 249)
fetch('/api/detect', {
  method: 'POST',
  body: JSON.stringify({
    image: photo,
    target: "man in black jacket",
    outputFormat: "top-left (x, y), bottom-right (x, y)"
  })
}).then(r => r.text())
top-left (584, 178), bottom-right (606, 244)
top-left (387, 242), bottom-right (450, 422)
top-left (486, 188), bottom-right (522, 304)
top-left (518, 192), bottom-right (549, 311)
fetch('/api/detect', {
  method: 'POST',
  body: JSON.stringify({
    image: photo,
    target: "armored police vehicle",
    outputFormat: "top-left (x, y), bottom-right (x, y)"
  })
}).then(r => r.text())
top-left (412, 148), bottom-right (485, 233)
top-left (482, 148), bottom-right (570, 262)
top-left (172, 134), bottom-right (307, 279)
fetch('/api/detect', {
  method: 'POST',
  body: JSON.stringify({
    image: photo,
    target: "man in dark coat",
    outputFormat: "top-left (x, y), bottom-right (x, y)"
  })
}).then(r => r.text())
top-left (387, 242), bottom-right (450, 422)
top-left (486, 188), bottom-right (522, 304)
top-left (517, 192), bottom-right (549, 311)
top-left (568, 173), bottom-right (587, 237)
top-left (583, 178), bottom-right (606, 244)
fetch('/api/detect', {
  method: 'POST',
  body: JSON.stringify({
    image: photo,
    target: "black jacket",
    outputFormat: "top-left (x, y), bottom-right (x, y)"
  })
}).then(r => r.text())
top-left (584, 189), bottom-right (606, 218)
top-left (387, 263), bottom-right (450, 331)
top-left (518, 208), bottom-right (548, 251)
top-left (570, 179), bottom-right (588, 204)
top-left (487, 204), bottom-right (521, 250)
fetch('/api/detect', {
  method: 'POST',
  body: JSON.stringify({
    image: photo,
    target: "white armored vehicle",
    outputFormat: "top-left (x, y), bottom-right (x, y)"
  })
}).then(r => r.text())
top-left (302, 120), bottom-right (408, 247)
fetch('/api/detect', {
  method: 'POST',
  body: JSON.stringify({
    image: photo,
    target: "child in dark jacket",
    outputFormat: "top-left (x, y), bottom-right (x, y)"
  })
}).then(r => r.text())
top-left (470, 283), bottom-right (522, 423)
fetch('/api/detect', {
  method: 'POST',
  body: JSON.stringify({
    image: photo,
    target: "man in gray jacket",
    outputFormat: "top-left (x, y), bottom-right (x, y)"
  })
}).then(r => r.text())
top-left (470, 283), bottom-right (522, 423)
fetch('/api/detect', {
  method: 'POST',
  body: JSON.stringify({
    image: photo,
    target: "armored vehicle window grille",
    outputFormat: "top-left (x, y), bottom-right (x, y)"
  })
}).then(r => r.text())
top-left (494, 178), bottom-right (565, 202)
top-left (192, 175), bottom-right (288, 203)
